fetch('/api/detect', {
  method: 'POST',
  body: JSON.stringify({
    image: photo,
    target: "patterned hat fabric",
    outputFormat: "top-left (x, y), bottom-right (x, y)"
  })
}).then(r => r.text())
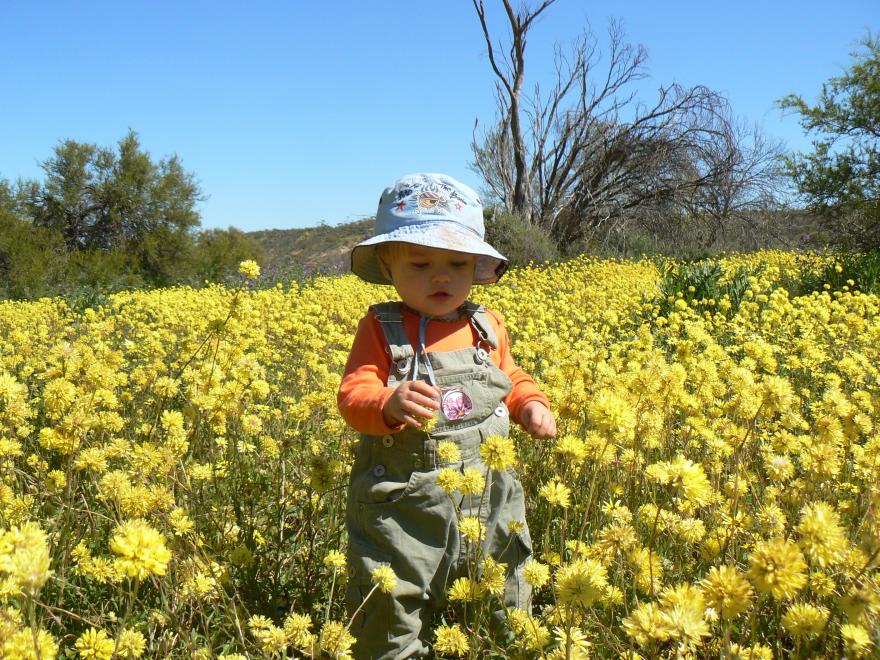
top-left (350, 173), bottom-right (508, 285)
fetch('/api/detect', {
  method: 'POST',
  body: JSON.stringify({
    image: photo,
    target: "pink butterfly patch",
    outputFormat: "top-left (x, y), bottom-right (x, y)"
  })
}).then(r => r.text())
top-left (441, 387), bottom-right (473, 421)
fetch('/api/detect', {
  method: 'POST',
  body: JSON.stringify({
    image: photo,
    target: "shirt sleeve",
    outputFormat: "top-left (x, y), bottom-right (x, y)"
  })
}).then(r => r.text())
top-left (488, 310), bottom-right (551, 425)
top-left (337, 313), bottom-right (406, 435)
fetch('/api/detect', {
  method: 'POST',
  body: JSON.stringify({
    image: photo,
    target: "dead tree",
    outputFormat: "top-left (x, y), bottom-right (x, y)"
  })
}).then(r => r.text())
top-left (470, 7), bottom-right (785, 250)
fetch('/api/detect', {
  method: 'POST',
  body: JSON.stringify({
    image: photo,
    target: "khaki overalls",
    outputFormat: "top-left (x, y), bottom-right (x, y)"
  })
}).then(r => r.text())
top-left (345, 302), bottom-right (533, 659)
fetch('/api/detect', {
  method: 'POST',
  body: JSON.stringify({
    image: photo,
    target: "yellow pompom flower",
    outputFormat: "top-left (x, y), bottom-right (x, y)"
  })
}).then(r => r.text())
top-left (658, 583), bottom-right (711, 648)
top-left (554, 559), bottom-right (608, 607)
top-left (622, 602), bottom-right (672, 646)
top-left (447, 577), bottom-right (480, 602)
top-left (781, 602), bottom-right (829, 638)
top-left (796, 501), bottom-right (848, 567)
top-left (319, 620), bottom-right (355, 657)
top-left (840, 623), bottom-right (873, 658)
top-left (238, 260), bottom-right (261, 279)
top-left (459, 467), bottom-right (485, 495)
top-left (435, 468), bottom-right (463, 495)
top-left (323, 549), bottom-right (346, 571)
top-left (110, 519), bottom-right (171, 580)
top-left (75, 627), bottom-right (116, 660)
top-left (523, 560), bottom-right (550, 588)
top-left (284, 612), bottom-right (315, 649)
top-left (0, 521), bottom-right (53, 592)
top-left (2, 627), bottom-right (59, 660)
top-left (434, 623), bottom-right (470, 656)
top-left (700, 565), bottom-right (753, 619)
top-left (480, 556), bottom-right (507, 597)
top-left (370, 565), bottom-right (398, 594)
top-left (539, 479), bottom-right (572, 508)
top-left (747, 537), bottom-right (807, 600)
top-left (459, 516), bottom-right (485, 543)
top-left (436, 441), bottom-right (461, 464)
top-left (479, 435), bottom-right (517, 471)
top-left (116, 628), bottom-right (146, 658)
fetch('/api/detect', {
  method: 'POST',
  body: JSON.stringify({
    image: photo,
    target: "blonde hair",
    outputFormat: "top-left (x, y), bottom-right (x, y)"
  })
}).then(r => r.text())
top-left (375, 242), bottom-right (413, 277)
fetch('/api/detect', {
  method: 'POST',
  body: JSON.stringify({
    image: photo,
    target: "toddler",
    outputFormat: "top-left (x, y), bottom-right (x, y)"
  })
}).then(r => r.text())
top-left (338, 173), bottom-right (555, 658)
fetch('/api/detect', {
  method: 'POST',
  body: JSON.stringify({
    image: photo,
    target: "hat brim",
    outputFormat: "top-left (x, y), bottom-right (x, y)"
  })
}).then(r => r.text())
top-left (350, 221), bottom-right (508, 285)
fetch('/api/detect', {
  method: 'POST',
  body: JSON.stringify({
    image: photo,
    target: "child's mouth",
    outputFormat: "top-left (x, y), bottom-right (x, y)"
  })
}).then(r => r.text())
top-left (429, 292), bottom-right (450, 301)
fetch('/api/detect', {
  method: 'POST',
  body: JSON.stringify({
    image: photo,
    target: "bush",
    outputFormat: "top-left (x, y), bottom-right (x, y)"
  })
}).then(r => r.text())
top-left (781, 250), bottom-right (880, 297)
top-left (484, 210), bottom-right (558, 268)
top-left (654, 259), bottom-right (754, 318)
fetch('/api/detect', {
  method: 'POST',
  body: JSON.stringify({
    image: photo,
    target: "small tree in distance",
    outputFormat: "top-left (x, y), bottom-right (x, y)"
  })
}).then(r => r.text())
top-left (779, 33), bottom-right (880, 248)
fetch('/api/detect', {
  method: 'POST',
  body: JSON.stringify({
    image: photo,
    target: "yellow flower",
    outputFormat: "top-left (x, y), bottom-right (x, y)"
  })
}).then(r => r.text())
top-left (523, 560), bottom-right (550, 588)
top-left (110, 519), bottom-right (171, 580)
top-left (323, 549), bottom-right (346, 571)
top-left (480, 556), bottom-right (507, 597)
top-left (840, 623), bottom-right (873, 657)
top-left (447, 577), bottom-right (480, 602)
top-left (659, 583), bottom-right (711, 647)
top-left (781, 602), bottom-right (828, 638)
top-left (459, 467), bottom-right (485, 495)
top-left (539, 479), bottom-right (572, 508)
top-left (479, 435), bottom-right (517, 471)
top-left (622, 602), bottom-right (672, 646)
top-left (796, 501), bottom-right (848, 567)
top-left (434, 623), bottom-right (469, 656)
top-left (284, 612), bottom-right (315, 649)
top-left (370, 565), bottom-right (398, 594)
top-left (459, 516), bottom-right (485, 543)
top-left (75, 628), bottom-right (115, 660)
top-left (747, 537), bottom-right (807, 600)
top-left (700, 565), bottom-right (753, 619)
top-left (436, 441), bottom-right (461, 464)
top-left (0, 521), bottom-right (53, 592)
top-left (116, 628), bottom-right (146, 658)
top-left (3, 627), bottom-right (59, 660)
top-left (320, 620), bottom-right (355, 657)
top-left (554, 559), bottom-right (607, 607)
top-left (238, 260), bottom-right (261, 279)
top-left (435, 468), bottom-right (463, 495)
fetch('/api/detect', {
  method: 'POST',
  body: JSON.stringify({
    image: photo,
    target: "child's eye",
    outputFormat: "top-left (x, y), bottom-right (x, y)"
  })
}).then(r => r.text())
top-left (410, 262), bottom-right (428, 269)
top-left (451, 262), bottom-right (469, 268)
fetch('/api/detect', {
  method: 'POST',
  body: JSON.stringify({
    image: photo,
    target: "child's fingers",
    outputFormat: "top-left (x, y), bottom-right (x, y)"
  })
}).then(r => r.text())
top-left (407, 381), bottom-right (441, 404)
top-left (400, 398), bottom-right (437, 422)
top-left (405, 384), bottom-right (440, 410)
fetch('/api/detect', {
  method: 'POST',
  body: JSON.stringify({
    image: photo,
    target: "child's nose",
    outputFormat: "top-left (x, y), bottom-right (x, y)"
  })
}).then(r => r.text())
top-left (431, 268), bottom-right (450, 283)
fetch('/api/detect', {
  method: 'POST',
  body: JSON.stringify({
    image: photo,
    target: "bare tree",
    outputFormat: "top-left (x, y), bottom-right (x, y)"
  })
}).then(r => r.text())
top-left (472, 0), bottom-right (556, 224)
top-left (470, 5), bottom-right (786, 250)
top-left (678, 113), bottom-right (788, 249)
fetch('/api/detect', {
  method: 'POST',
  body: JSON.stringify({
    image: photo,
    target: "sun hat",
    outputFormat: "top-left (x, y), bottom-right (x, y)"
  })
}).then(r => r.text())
top-left (350, 173), bottom-right (508, 285)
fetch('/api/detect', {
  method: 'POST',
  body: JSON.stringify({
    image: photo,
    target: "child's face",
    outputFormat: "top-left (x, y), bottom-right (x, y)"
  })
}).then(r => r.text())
top-left (381, 244), bottom-right (476, 317)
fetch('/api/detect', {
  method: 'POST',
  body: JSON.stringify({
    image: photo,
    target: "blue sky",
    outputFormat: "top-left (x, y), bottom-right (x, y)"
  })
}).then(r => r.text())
top-left (1, 1), bottom-right (876, 232)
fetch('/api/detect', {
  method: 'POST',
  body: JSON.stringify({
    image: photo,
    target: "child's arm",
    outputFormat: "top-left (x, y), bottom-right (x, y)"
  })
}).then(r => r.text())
top-left (338, 313), bottom-right (440, 434)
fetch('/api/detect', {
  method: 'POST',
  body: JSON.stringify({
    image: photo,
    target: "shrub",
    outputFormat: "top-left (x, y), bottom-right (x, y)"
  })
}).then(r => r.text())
top-left (484, 210), bottom-right (558, 268)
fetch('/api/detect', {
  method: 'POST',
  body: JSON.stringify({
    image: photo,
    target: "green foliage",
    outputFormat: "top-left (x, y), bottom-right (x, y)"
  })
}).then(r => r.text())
top-left (484, 209), bottom-right (558, 268)
top-left (779, 34), bottom-right (880, 247)
top-left (0, 204), bottom-right (66, 300)
top-left (780, 251), bottom-right (880, 297)
top-left (654, 259), bottom-right (754, 318)
top-left (191, 227), bottom-right (266, 283)
top-left (20, 130), bottom-right (203, 284)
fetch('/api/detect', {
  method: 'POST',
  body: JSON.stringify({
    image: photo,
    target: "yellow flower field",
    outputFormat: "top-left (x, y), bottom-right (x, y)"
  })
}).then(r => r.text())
top-left (0, 251), bottom-right (877, 658)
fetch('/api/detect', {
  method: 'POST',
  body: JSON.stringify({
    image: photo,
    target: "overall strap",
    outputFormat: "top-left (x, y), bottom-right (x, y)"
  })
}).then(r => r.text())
top-left (370, 302), bottom-right (414, 363)
top-left (460, 301), bottom-right (499, 350)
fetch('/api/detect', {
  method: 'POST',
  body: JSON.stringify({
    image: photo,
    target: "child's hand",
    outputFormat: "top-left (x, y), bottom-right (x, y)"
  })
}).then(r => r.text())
top-left (384, 380), bottom-right (441, 429)
top-left (520, 401), bottom-right (556, 439)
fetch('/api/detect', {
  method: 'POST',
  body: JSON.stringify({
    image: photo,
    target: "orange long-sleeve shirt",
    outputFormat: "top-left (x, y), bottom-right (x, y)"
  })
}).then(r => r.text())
top-left (338, 306), bottom-right (549, 436)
